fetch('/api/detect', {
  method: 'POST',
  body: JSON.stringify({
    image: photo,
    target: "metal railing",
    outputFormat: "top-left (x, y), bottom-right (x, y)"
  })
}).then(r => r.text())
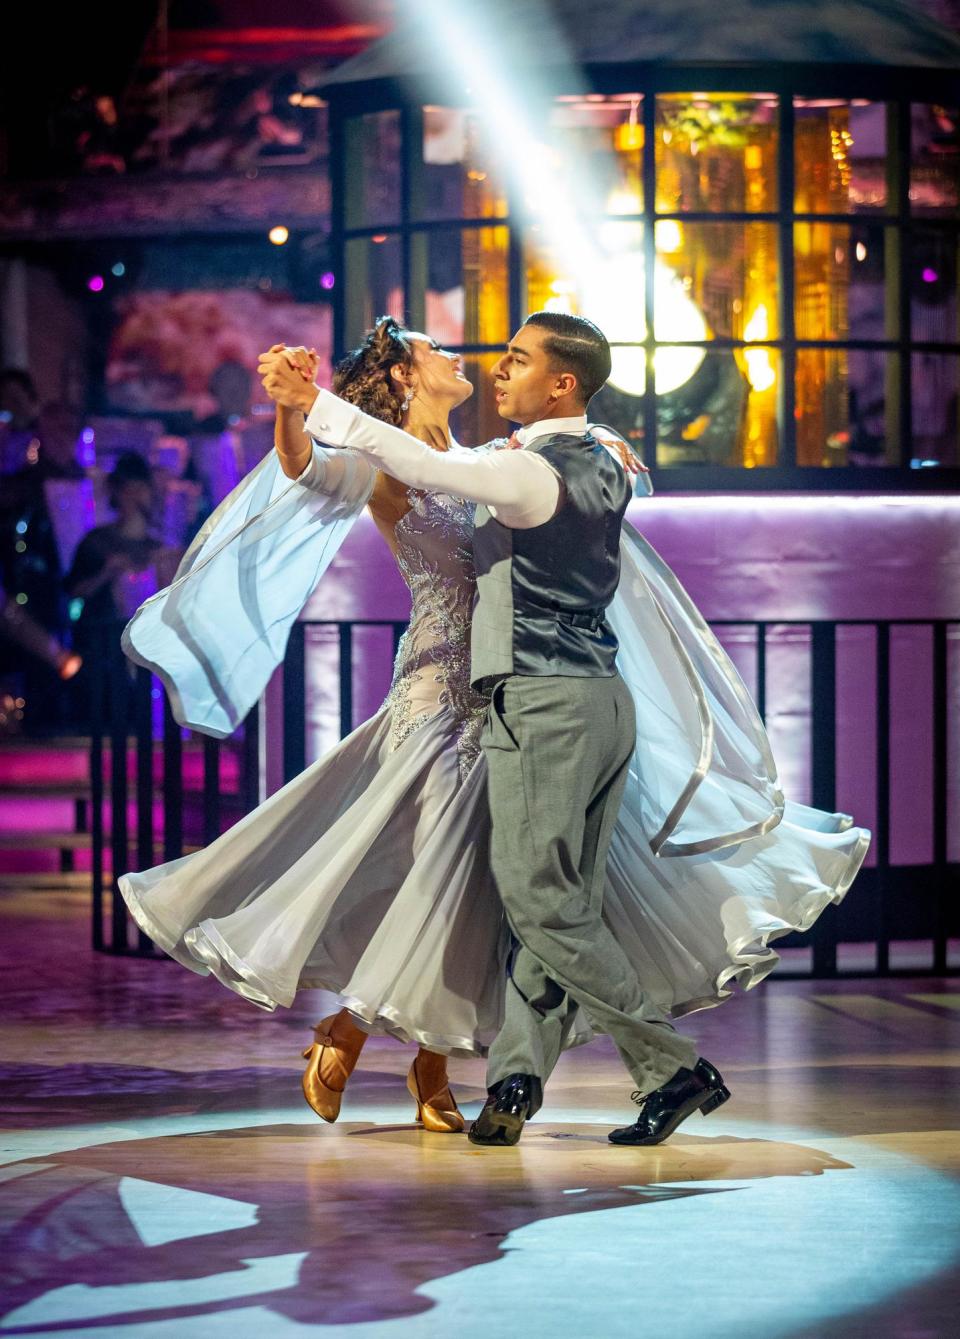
top-left (90, 617), bottom-right (959, 976)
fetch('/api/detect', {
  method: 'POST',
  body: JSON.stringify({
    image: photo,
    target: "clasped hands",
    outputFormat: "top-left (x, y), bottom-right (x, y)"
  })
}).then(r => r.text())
top-left (258, 344), bottom-right (321, 416)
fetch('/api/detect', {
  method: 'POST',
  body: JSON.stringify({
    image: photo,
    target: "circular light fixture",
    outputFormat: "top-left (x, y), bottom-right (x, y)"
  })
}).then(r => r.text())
top-left (268, 225), bottom-right (290, 246)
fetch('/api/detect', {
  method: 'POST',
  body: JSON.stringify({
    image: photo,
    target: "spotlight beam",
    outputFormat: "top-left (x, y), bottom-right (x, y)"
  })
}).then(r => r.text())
top-left (394, 2), bottom-right (713, 396)
top-left (396, 1), bottom-right (610, 291)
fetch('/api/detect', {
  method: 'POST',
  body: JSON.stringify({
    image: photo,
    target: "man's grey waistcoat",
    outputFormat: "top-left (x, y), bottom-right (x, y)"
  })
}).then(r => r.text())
top-left (470, 432), bottom-right (632, 688)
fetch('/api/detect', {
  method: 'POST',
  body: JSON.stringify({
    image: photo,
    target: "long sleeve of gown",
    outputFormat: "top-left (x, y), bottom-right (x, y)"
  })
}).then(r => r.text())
top-left (305, 389), bottom-right (560, 527)
top-left (609, 519), bottom-right (786, 855)
top-left (122, 442), bottom-right (377, 737)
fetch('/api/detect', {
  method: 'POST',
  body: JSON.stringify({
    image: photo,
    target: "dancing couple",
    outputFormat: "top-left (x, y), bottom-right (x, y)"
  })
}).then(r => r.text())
top-left (120, 311), bottom-right (869, 1148)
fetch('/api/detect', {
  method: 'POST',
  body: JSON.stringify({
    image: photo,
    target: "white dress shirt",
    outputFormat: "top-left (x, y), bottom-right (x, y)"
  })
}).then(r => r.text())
top-left (516, 414), bottom-right (588, 446)
top-left (304, 391), bottom-right (599, 529)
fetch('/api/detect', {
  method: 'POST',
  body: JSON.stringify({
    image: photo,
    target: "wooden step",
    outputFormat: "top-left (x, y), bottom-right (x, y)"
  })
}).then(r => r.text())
top-left (0, 736), bottom-right (240, 753)
top-left (0, 736), bottom-right (91, 752)
top-left (0, 831), bottom-right (92, 849)
top-left (0, 780), bottom-right (243, 800)
top-left (0, 780), bottom-right (91, 796)
top-left (0, 871), bottom-right (92, 890)
top-left (0, 832), bottom-right (202, 853)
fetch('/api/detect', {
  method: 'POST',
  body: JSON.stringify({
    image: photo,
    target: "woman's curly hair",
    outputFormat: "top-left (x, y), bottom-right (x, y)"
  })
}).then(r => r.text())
top-left (332, 315), bottom-right (415, 426)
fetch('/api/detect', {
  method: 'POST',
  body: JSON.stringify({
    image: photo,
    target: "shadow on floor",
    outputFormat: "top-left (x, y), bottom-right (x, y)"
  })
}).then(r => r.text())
top-left (0, 1112), bottom-right (852, 1331)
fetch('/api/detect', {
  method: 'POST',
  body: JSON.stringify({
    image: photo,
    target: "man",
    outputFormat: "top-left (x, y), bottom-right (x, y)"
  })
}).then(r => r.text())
top-left (258, 312), bottom-right (728, 1147)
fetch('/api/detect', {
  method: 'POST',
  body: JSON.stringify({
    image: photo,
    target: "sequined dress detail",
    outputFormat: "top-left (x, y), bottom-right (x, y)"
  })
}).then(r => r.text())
top-left (385, 490), bottom-right (488, 775)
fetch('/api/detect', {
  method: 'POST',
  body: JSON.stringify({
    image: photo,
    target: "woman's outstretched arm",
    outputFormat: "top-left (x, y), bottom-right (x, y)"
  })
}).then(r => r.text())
top-left (274, 403), bottom-right (313, 480)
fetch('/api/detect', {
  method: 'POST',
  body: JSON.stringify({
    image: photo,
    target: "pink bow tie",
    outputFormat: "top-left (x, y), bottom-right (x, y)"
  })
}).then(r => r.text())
top-left (505, 432), bottom-right (523, 450)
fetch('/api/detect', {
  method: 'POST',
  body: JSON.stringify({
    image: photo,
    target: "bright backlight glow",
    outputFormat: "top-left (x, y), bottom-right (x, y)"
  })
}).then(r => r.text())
top-left (585, 253), bottom-right (707, 396)
top-left (743, 306), bottom-right (777, 393)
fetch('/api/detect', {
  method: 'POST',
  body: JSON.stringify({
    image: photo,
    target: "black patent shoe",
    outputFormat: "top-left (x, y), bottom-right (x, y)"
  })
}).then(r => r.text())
top-left (608, 1058), bottom-right (730, 1147)
top-left (468, 1073), bottom-right (542, 1146)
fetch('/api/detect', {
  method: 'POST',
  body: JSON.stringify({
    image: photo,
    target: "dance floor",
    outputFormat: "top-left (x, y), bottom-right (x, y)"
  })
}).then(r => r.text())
top-left (1, 886), bottom-right (959, 1339)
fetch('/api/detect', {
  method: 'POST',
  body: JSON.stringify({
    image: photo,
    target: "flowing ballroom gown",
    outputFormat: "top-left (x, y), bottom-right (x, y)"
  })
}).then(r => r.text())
top-left (119, 440), bottom-right (870, 1056)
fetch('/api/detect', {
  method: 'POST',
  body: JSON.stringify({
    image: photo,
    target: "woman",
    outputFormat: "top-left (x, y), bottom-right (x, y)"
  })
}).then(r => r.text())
top-left (120, 316), bottom-right (869, 1132)
top-left (121, 317), bottom-right (505, 1133)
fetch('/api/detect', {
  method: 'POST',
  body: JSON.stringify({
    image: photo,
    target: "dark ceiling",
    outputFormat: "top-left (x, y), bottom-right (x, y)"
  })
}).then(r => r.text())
top-left (0, 2), bottom-right (393, 175)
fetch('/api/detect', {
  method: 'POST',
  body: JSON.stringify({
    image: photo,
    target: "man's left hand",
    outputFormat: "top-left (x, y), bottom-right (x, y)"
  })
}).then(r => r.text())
top-left (257, 345), bottom-right (319, 415)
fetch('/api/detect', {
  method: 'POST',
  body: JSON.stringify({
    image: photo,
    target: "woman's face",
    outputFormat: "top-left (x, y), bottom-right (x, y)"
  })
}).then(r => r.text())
top-left (405, 333), bottom-right (473, 410)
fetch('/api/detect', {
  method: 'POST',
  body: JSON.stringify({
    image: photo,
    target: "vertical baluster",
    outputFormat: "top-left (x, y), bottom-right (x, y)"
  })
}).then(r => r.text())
top-left (932, 621), bottom-right (948, 973)
top-left (89, 626), bottom-right (106, 951)
top-left (756, 621), bottom-right (767, 724)
top-left (109, 637), bottom-right (129, 952)
top-left (203, 734), bottom-right (220, 847)
top-left (339, 623), bottom-right (353, 740)
top-left (242, 700), bottom-right (260, 815)
top-left (135, 665), bottom-right (154, 951)
top-left (811, 622), bottom-right (838, 976)
top-left (163, 696), bottom-right (183, 862)
top-left (876, 623), bottom-right (891, 974)
top-left (283, 621), bottom-right (306, 784)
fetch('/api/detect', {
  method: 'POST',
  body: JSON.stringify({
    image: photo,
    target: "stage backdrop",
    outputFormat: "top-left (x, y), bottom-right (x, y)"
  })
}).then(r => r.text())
top-left (287, 493), bottom-right (960, 869)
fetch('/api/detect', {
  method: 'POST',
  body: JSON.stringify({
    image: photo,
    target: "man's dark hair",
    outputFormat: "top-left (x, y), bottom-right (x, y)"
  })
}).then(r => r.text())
top-left (523, 311), bottom-right (611, 406)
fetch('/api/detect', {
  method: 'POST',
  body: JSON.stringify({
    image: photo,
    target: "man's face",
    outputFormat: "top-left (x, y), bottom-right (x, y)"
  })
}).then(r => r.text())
top-left (492, 324), bottom-right (570, 426)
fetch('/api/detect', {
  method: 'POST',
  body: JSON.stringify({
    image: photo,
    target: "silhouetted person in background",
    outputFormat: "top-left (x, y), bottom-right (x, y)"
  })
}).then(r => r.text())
top-left (66, 451), bottom-right (179, 729)
top-left (0, 401), bottom-right (83, 731)
top-left (0, 369), bottom-right (41, 475)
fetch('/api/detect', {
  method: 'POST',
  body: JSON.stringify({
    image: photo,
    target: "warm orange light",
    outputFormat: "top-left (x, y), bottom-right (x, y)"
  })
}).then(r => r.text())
top-left (615, 123), bottom-right (644, 152)
top-left (744, 145), bottom-right (763, 171)
top-left (268, 225), bottom-right (289, 246)
top-left (743, 306), bottom-right (777, 393)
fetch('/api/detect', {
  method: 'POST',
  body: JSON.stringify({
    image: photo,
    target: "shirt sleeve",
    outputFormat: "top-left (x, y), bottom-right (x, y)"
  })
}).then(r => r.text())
top-left (292, 437), bottom-right (379, 505)
top-left (304, 389), bottom-right (560, 528)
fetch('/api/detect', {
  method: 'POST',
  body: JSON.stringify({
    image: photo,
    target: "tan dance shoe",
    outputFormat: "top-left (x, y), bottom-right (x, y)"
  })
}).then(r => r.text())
top-left (406, 1049), bottom-right (465, 1133)
top-left (301, 1012), bottom-right (367, 1123)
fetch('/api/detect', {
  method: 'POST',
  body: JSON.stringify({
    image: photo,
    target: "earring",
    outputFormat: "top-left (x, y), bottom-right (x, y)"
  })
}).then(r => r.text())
top-left (401, 388), bottom-right (415, 413)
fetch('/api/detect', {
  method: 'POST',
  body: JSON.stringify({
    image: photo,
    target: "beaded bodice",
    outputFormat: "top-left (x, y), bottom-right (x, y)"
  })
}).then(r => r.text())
top-left (385, 489), bottom-right (489, 774)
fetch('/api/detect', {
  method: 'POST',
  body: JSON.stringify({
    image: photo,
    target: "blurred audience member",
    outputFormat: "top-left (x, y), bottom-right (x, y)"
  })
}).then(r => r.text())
top-left (0, 401), bottom-right (84, 731)
top-left (0, 369), bottom-right (41, 475)
top-left (66, 452), bottom-right (180, 728)
top-left (77, 94), bottom-right (127, 174)
top-left (149, 435), bottom-right (204, 547)
top-left (67, 451), bottom-right (178, 632)
top-left (189, 359), bottom-right (250, 511)
top-left (55, 86), bottom-right (127, 174)
top-left (0, 400), bottom-right (83, 638)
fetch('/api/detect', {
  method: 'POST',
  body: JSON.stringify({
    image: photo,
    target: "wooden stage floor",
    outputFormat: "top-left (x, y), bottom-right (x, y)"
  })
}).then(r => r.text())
top-left (1, 887), bottom-right (958, 1338)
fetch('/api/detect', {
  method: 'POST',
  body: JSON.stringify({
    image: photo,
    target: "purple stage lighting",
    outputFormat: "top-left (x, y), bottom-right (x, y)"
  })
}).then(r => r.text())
top-left (87, 275), bottom-right (105, 293)
top-left (320, 272), bottom-right (336, 290)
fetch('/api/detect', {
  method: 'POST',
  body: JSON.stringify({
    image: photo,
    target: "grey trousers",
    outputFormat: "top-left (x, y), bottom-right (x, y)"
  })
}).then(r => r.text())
top-left (483, 674), bottom-right (699, 1099)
